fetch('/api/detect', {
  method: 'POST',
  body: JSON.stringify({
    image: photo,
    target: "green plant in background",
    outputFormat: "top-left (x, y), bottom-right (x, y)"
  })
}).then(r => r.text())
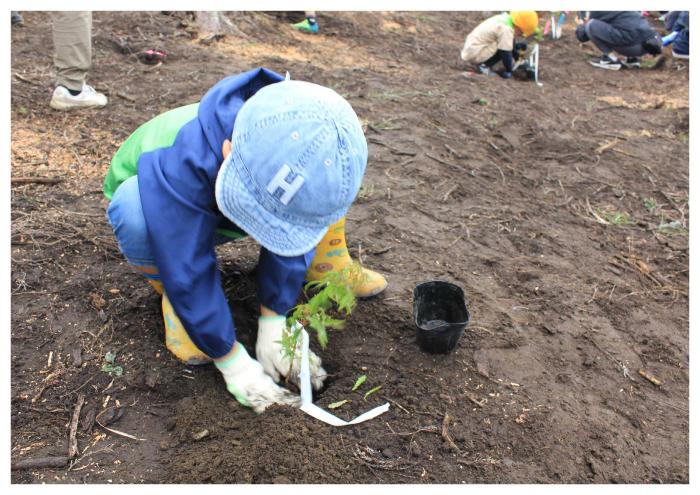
top-left (599, 208), bottom-right (632, 226)
top-left (658, 220), bottom-right (688, 236)
top-left (101, 351), bottom-right (123, 377)
top-left (280, 262), bottom-right (366, 373)
top-left (533, 26), bottom-right (544, 41)
top-left (642, 197), bottom-right (658, 213)
top-left (358, 183), bottom-right (375, 200)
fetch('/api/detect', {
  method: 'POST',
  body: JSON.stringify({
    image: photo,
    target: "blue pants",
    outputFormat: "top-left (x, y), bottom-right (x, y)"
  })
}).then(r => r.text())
top-left (106, 175), bottom-right (234, 281)
top-left (672, 11), bottom-right (689, 56)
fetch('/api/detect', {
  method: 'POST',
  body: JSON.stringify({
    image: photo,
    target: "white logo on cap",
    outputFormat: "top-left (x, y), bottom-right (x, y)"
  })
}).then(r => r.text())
top-left (266, 164), bottom-right (305, 205)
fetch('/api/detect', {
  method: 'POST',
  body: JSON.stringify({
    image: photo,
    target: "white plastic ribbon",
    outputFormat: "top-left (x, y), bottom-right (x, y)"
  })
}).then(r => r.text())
top-left (298, 329), bottom-right (389, 426)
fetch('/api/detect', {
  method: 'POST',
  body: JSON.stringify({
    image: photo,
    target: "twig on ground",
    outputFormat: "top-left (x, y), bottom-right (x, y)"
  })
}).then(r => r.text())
top-left (442, 184), bottom-right (459, 202)
top-left (13, 72), bottom-right (44, 87)
top-left (32, 367), bottom-right (66, 403)
top-left (11, 177), bottom-right (64, 186)
top-left (638, 369), bottom-right (662, 387)
top-left (68, 394), bottom-right (86, 458)
top-left (95, 418), bottom-right (146, 442)
top-left (585, 197), bottom-right (609, 224)
top-left (441, 413), bottom-right (461, 453)
top-left (426, 152), bottom-right (459, 171)
top-left (368, 137), bottom-right (417, 156)
top-left (11, 456), bottom-right (71, 471)
top-left (444, 143), bottom-right (465, 158)
top-left (116, 92), bottom-right (136, 102)
top-left (595, 138), bottom-right (620, 154)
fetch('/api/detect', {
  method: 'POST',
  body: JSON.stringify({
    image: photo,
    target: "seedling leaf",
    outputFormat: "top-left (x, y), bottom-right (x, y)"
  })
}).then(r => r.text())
top-left (328, 399), bottom-right (350, 409)
top-left (352, 374), bottom-right (367, 391)
top-left (101, 351), bottom-right (123, 376)
top-left (364, 385), bottom-right (382, 400)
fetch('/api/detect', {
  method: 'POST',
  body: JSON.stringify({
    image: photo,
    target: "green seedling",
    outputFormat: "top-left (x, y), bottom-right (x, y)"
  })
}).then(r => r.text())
top-left (328, 399), bottom-right (350, 409)
top-left (658, 220), bottom-right (688, 236)
top-left (101, 351), bottom-right (123, 377)
top-left (370, 89), bottom-right (444, 101)
top-left (358, 183), bottom-right (375, 200)
top-left (533, 27), bottom-right (544, 42)
top-left (352, 374), bottom-right (367, 391)
top-left (416, 14), bottom-right (436, 22)
top-left (474, 98), bottom-right (488, 106)
top-left (601, 210), bottom-right (632, 225)
top-left (363, 385), bottom-right (382, 400)
top-left (373, 118), bottom-right (400, 131)
top-left (642, 197), bottom-right (657, 213)
top-left (280, 262), bottom-right (366, 378)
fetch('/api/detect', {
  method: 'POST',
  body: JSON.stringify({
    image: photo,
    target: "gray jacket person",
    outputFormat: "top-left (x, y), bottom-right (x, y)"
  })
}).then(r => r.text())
top-left (576, 11), bottom-right (662, 70)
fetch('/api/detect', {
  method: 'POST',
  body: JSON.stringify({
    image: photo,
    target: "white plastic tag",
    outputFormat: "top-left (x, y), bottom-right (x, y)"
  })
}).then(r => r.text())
top-left (299, 329), bottom-right (390, 426)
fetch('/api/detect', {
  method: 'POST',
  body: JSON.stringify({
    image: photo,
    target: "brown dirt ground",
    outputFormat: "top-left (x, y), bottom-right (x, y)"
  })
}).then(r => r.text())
top-left (11, 11), bottom-right (689, 484)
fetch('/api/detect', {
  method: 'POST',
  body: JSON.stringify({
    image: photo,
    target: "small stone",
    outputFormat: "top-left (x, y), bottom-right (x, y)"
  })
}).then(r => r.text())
top-left (191, 429), bottom-right (209, 441)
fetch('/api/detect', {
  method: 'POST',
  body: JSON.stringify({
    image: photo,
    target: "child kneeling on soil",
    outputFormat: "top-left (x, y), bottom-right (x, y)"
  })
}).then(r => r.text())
top-left (460, 11), bottom-right (539, 79)
top-left (103, 68), bottom-right (387, 413)
top-left (575, 11), bottom-right (662, 70)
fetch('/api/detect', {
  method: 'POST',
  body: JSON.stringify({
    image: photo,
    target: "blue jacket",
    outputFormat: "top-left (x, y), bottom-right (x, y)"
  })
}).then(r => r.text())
top-left (104, 68), bottom-right (315, 358)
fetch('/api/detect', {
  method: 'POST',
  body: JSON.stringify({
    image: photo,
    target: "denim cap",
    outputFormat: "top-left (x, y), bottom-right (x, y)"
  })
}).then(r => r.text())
top-left (215, 80), bottom-right (368, 256)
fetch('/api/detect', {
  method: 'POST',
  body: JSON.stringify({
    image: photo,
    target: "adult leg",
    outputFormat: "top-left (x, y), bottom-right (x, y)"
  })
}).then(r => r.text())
top-left (107, 176), bottom-right (211, 365)
top-left (585, 19), bottom-right (623, 69)
top-left (672, 11), bottom-right (689, 57)
top-left (51, 11), bottom-right (92, 92)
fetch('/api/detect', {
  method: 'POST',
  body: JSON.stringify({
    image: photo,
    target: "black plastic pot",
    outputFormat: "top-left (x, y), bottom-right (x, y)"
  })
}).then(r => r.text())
top-left (412, 281), bottom-right (470, 354)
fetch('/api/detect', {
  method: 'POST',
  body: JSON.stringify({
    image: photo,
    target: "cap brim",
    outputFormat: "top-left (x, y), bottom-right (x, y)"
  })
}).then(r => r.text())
top-left (215, 150), bottom-right (335, 257)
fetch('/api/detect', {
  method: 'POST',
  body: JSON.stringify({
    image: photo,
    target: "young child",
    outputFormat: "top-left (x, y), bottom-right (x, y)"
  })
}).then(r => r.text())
top-left (103, 68), bottom-right (387, 413)
top-left (460, 11), bottom-right (539, 79)
top-left (575, 11), bottom-right (662, 69)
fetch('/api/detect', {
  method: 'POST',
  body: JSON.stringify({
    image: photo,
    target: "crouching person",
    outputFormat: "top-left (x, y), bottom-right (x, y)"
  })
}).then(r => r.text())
top-left (460, 11), bottom-right (539, 79)
top-left (103, 68), bottom-right (386, 412)
top-left (576, 11), bottom-right (662, 70)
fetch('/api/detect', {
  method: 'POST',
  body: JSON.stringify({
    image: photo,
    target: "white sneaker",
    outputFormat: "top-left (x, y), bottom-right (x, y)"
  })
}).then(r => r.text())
top-left (50, 84), bottom-right (107, 110)
top-left (672, 50), bottom-right (689, 60)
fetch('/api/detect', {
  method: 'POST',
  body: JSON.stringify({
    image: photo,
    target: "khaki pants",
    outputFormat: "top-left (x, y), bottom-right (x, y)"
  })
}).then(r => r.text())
top-left (51, 11), bottom-right (92, 92)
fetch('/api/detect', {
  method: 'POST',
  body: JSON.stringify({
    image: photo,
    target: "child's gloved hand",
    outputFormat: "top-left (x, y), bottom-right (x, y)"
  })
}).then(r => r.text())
top-left (256, 316), bottom-right (327, 391)
top-left (215, 342), bottom-right (301, 413)
top-left (498, 71), bottom-right (513, 79)
top-left (513, 41), bottom-right (528, 60)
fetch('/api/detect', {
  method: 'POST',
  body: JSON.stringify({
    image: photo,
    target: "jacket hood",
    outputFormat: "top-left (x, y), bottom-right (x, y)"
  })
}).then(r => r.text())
top-left (197, 67), bottom-right (285, 163)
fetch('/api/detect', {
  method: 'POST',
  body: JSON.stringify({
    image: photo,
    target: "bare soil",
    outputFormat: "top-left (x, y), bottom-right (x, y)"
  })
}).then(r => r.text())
top-left (11, 11), bottom-right (689, 484)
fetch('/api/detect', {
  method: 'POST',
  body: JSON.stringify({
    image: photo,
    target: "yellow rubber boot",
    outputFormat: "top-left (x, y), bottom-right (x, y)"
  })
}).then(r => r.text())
top-left (162, 293), bottom-right (212, 365)
top-left (148, 279), bottom-right (164, 295)
top-left (306, 217), bottom-right (388, 298)
top-left (131, 264), bottom-right (210, 365)
top-left (133, 265), bottom-right (163, 295)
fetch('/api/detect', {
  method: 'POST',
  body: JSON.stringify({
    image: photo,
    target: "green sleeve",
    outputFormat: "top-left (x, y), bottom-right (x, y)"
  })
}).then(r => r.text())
top-left (103, 103), bottom-right (200, 200)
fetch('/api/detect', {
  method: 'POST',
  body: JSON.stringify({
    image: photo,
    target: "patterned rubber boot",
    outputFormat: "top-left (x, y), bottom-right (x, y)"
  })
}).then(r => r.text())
top-left (162, 293), bottom-right (212, 366)
top-left (133, 264), bottom-right (211, 365)
top-left (306, 217), bottom-right (388, 298)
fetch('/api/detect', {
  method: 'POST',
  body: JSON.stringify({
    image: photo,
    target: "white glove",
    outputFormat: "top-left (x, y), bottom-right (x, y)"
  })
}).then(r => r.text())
top-left (256, 316), bottom-right (327, 391)
top-left (215, 342), bottom-right (301, 413)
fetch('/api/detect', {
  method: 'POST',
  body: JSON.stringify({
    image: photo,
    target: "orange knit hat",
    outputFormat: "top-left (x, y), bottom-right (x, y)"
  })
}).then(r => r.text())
top-left (510, 11), bottom-right (539, 37)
